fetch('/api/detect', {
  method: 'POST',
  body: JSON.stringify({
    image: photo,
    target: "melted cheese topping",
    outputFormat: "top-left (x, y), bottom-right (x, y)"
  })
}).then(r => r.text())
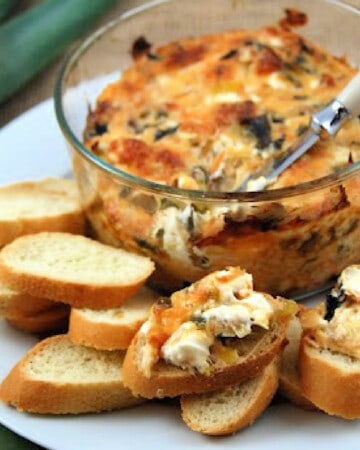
top-left (151, 207), bottom-right (191, 265)
top-left (324, 307), bottom-right (360, 343)
top-left (240, 292), bottom-right (274, 328)
top-left (161, 322), bottom-right (214, 374)
top-left (314, 265), bottom-right (360, 359)
top-left (137, 322), bottom-right (159, 377)
top-left (201, 292), bottom-right (272, 338)
top-left (85, 26), bottom-right (358, 192)
top-left (202, 304), bottom-right (253, 338)
top-left (139, 268), bottom-right (275, 375)
top-left (319, 305), bottom-right (360, 359)
top-left (210, 269), bottom-right (253, 303)
top-left (339, 265), bottom-right (360, 300)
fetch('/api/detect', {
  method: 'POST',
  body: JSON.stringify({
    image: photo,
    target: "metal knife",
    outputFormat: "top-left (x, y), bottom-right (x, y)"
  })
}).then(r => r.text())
top-left (237, 71), bottom-right (360, 192)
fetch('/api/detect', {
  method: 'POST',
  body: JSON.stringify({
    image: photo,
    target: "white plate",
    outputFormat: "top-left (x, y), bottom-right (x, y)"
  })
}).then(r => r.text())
top-left (0, 100), bottom-right (360, 450)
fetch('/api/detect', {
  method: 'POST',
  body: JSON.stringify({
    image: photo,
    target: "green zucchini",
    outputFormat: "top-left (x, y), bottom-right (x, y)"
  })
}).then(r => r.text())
top-left (0, 0), bottom-right (116, 104)
top-left (0, 0), bottom-right (20, 23)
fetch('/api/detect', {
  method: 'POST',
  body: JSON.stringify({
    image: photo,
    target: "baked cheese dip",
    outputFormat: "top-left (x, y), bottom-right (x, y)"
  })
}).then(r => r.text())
top-left (81, 11), bottom-right (360, 296)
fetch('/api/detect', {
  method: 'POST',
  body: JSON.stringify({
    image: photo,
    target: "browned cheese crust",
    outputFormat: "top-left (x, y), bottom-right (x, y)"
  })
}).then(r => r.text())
top-left (81, 21), bottom-right (360, 296)
top-left (84, 27), bottom-right (357, 191)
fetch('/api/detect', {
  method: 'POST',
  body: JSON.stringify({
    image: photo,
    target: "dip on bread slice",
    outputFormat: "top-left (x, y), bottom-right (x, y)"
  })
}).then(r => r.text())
top-left (299, 265), bottom-right (360, 419)
top-left (122, 267), bottom-right (296, 398)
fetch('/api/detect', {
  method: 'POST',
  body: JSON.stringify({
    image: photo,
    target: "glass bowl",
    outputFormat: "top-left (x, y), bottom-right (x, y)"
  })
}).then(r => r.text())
top-left (55, 0), bottom-right (360, 298)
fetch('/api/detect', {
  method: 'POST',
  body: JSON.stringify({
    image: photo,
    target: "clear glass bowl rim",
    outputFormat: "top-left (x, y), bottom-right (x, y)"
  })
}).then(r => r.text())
top-left (54, 0), bottom-right (360, 203)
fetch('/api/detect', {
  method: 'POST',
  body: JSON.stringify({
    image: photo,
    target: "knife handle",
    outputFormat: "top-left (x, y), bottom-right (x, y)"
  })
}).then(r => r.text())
top-left (337, 71), bottom-right (360, 117)
top-left (312, 72), bottom-right (360, 136)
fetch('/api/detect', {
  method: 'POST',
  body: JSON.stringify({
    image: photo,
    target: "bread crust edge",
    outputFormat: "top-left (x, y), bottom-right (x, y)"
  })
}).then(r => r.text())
top-left (68, 308), bottom-right (144, 350)
top-left (299, 334), bottom-right (360, 419)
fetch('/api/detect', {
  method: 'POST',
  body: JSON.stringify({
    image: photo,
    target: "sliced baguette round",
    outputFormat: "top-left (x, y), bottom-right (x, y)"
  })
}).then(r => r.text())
top-left (6, 305), bottom-right (70, 334)
top-left (279, 314), bottom-right (315, 411)
top-left (122, 311), bottom-right (289, 399)
top-left (68, 287), bottom-right (157, 350)
top-left (0, 277), bottom-right (56, 317)
top-left (0, 232), bottom-right (155, 309)
top-left (0, 335), bottom-right (144, 414)
top-left (299, 335), bottom-right (360, 419)
top-left (180, 357), bottom-right (279, 435)
top-left (0, 178), bottom-right (85, 247)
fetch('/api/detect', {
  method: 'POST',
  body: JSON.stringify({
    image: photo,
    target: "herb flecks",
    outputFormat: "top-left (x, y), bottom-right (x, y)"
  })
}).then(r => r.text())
top-left (324, 285), bottom-right (346, 321)
top-left (127, 119), bottom-right (143, 134)
top-left (297, 124), bottom-right (308, 136)
top-left (244, 115), bottom-right (272, 149)
top-left (298, 232), bottom-right (320, 256)
top-left (220, 49), bottom-right (238, 60)
top-left (191, 165), bottom-right (209, 186)
top-left (131, 36), bottom-right (152, 60)
top-left (273, 136), bottom-right (285, 149)
top-left (154, 125), bottom-right (179, 141)
top-left (134, 238), bottom-right (157, 253)
top-left (271, 115), bottom-right (284, 124)
top-left (190, 315), bottom-right (206, 327)
top-left (155, 297), bottom-right (172, 308)
top-left (147, 52), bottom-right (161, 61)
top-left (86, 122), bottom-right (108, 138)
top-left (285, 72), bottom-right (303, 88)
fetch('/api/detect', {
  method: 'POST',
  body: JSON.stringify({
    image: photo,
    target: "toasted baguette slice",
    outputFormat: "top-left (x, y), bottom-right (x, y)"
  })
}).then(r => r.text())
top-left (299, 335), bottom-right (360, 419)
top-left (0, 277), bottom-right (56, 317)
top-left (180, 357), bottom-right (279, 435)
top-left (279, 312), bottom-right (315, 410)
top-left (298, 265), bottom-right (360, 420)
top-left (0, 335), bottom-right (144, 414)
top-left (69, 287), bottom-right (157, 350)
top-left (0, 232), bottom-right (155, 309)
top-left (122, 312), bottom-right (289, 399)
top-left (6, 305), bottom-right (70, 334)
top-left (0, 178), bottom-right (85, 247)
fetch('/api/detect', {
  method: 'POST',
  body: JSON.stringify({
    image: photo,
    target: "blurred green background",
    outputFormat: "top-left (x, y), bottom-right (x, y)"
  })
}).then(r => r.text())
top-left (0, 0), bottom-right (146, 128)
